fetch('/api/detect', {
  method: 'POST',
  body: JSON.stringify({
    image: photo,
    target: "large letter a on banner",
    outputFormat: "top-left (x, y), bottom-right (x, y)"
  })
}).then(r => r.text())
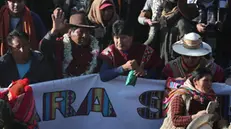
top-left (76, 88), bottom-right (116, 117)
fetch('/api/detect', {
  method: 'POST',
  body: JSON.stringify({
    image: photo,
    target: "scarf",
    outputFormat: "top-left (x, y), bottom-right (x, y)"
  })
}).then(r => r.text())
top-left (181, 57), bottom-right (201, 77)
top-left (0, 5), bottom-right (38, 56)
top-left (163, 79), bottom-right (216, 117)
top-left (117, 0), bottom-right (122, 15)
top-left (88, 0), bottom-right (118, 27)
top-left (62, 34), bottom-right (99, 77)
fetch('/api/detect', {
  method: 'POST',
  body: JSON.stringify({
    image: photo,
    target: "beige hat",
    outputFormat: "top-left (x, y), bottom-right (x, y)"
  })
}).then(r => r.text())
top-left (186, 114), bottom-right (215, 129)
top-left (172, 32), bottom-right (212, 57)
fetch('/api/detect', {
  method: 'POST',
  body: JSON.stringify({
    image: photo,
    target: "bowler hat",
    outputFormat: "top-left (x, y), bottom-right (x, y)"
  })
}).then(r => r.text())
top-left (177, 0), bottom-right (199, 20)
top-left (68, 13), bottom-right (95, 28)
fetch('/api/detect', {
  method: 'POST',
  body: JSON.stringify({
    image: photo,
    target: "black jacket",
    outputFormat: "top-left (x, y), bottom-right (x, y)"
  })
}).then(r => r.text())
top-left (0, 51), bottom-right (55, 88)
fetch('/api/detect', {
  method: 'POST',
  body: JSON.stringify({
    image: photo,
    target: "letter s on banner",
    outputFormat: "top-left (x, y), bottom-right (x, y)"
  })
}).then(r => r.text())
top-left (137, 91), bottom-right (164, 119)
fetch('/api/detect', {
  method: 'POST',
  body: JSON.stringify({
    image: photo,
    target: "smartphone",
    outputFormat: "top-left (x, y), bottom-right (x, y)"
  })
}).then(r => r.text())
top-left (206, 101), bottom-right (219, 114)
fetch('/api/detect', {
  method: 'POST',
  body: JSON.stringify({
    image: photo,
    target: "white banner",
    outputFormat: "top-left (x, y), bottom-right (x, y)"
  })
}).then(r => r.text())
top-left (31, 74), bottom-right (231, 129)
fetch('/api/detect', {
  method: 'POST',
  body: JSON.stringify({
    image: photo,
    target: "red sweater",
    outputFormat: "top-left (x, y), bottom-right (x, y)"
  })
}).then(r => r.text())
top-left (171, 95), bottom-right (210, 127)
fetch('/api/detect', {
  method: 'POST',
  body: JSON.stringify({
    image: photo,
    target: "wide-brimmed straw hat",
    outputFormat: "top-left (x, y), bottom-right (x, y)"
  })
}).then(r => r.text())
top-left (172, 32), bottom-right (212, 57)
top-left (186, 114), bottom-right (215, 129)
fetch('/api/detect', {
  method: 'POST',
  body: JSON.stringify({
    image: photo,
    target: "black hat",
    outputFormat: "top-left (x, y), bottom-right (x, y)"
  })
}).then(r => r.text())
top-left (177, 0), bottom-right (199, 20)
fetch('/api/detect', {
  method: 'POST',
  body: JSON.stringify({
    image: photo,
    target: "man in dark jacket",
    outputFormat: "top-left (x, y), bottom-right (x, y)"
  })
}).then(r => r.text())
top-left (0, 0), bottom-right (47, 56)
top-left (0, 30), bottom-right (55, 88)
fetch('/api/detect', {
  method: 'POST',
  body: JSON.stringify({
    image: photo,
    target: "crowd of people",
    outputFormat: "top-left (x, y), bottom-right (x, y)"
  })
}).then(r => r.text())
top-left (0, 0), bottom-right (231, 128)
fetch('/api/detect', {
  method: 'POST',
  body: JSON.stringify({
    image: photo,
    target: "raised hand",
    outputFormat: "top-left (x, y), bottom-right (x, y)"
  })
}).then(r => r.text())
top-left (51, 8), bottom-right (67, 35)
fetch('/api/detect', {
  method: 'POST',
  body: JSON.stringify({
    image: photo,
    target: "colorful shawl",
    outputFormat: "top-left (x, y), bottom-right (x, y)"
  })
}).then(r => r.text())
top-left (0, 5), bottom-right (38, 56)
top-left (163, 79), bottom-right (216, 117)
top-left (0, 78), bottom-right (38, 129)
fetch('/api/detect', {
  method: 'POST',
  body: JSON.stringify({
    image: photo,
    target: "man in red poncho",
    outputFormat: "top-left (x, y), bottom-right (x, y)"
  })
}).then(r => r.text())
top-left (0, 78), bottom-right (38, 129)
